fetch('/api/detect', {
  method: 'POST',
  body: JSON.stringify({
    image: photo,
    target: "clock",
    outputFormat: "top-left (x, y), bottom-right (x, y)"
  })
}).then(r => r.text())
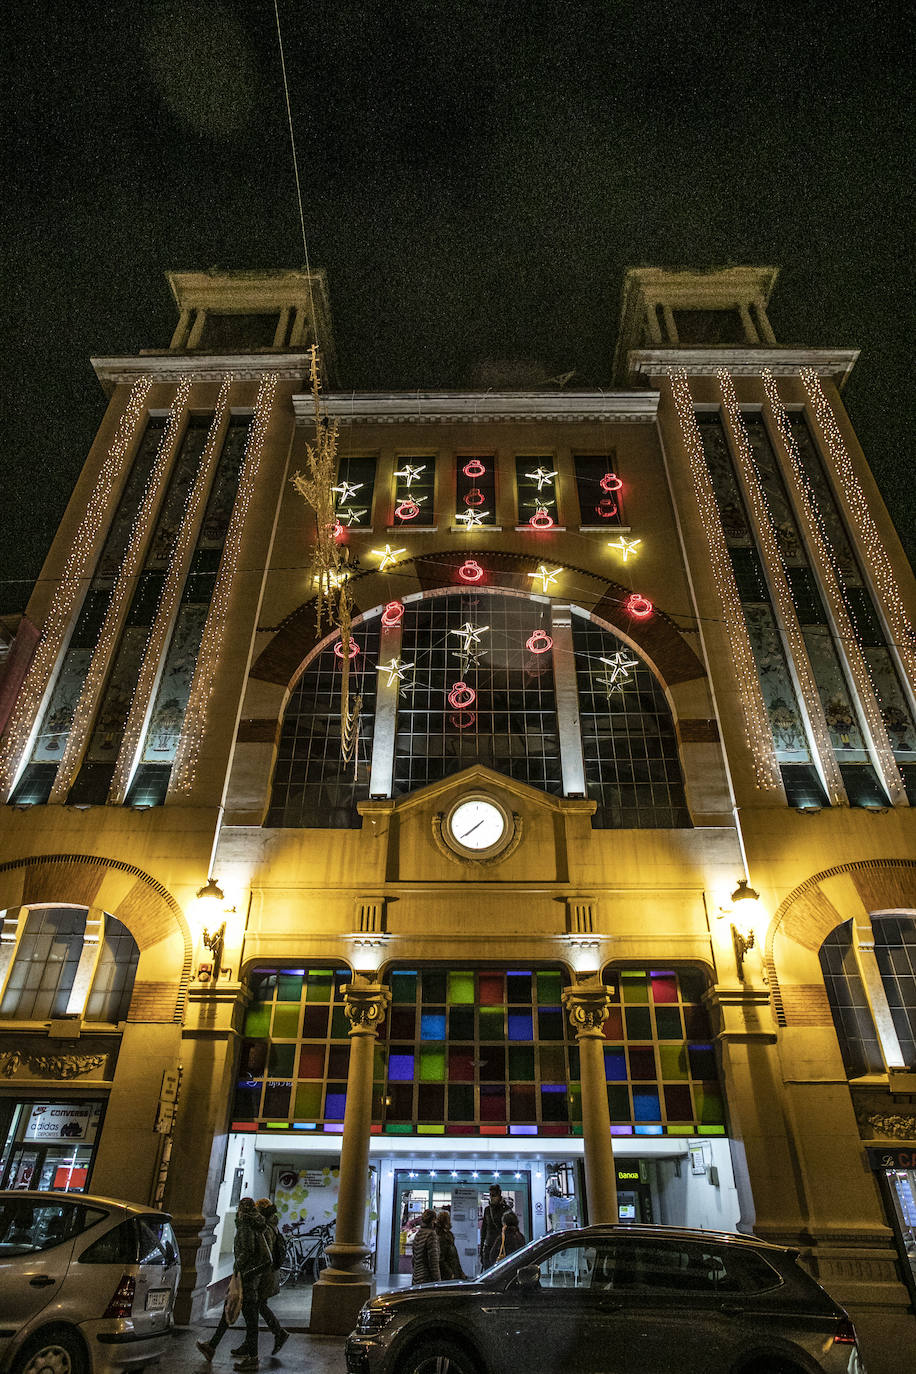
top-left (438, 793), bottom-right (518, 863)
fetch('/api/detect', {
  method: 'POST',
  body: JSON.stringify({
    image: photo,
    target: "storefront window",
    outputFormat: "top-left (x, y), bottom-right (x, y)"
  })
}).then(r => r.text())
top-left (0, 1099), bottom-right (105, 1192)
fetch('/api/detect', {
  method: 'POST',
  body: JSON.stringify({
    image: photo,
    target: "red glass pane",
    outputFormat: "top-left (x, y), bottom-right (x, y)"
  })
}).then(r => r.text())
top-left (602, 1008), bottom-right (623, 1039)
top-left (627, 1047), bottom-right (656, 1080)
top-left (509, 1085), bottom-right (537, 1122)
top-left (298, 1046), bottom-right (325, 1078)
top-left (480, 1124), bottom-right (507, 1135)
top-left (478, 973), bottom-right (505, 1005)
top-left (540, 1122), bottom-right (570, 1136)
top-left (480, 1086), bottom-right (506, 1120)
top-left (651, 974), bottom-right (679, 1004)
top-left (448, 1050), bottom-right (475, 1081)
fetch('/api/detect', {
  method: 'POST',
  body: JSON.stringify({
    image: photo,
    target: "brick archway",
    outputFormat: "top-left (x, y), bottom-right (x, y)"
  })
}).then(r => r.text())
top-left (0, 854), bottom-right (192, 1022)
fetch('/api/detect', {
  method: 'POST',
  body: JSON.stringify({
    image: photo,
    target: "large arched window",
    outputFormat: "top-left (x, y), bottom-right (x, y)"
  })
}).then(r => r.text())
top-left (84, 916), bottom-right (140, 1023)
top-left (1, 908), bottom-right (86, 1020)
top-left (819, 916), bottom-right (916, 1075)
top-left (265, 592), bottom-right (690, 830)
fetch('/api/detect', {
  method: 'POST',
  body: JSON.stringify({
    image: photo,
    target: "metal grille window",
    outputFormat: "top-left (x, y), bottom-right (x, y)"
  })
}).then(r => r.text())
top-left (818, 922), bottom-right (884, 1076)
top-left (573, 454), bottom-right (625, 528)
top-left (572, 612), bottom-right (691, 828)
top-left (392, 457), bottom-right (435, 527)
top-left (84, 917), bottom-right (139, 1024)
top-left (334, 454), bottom-right (375, 529)
top-left (0, 908), bottom-right (87, 1020)
top-left (874, 917), bottom-right (916, 1068)
top-left (393, 592), bottom-right (561, 796)
top-left (265, 614), bottom-right (381, 827)
top-left (601, 968), bottom-right (723, 1136)
top-left (232, 968), bottom-right (352, 1129)
top-left (515, 456), bottom-right (559, 529)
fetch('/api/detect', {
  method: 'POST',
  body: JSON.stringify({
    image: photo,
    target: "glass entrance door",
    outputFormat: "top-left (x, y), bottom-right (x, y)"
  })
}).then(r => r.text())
top-left (391, 1172), bottom-right (531, 1275)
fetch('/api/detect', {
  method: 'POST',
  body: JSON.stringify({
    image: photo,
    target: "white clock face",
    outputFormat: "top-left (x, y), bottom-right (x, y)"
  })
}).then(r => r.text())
top-left (447, 798), bottom-right (507, 851)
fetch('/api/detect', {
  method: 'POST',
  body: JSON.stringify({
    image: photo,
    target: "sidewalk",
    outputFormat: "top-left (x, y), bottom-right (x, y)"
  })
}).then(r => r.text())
top-left (166, 1326), bottom-right (346, 1373)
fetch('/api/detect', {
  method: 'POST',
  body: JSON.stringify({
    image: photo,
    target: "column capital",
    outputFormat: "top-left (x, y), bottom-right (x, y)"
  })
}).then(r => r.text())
top-left (562, 976), bottom-right (611, 1036)
top-left (343, 974), bottom-right (391, 1036)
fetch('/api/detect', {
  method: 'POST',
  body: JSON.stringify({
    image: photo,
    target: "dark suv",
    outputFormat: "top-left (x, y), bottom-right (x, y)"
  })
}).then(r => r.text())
top-left (346, 1225), bottom-right (865, 1374)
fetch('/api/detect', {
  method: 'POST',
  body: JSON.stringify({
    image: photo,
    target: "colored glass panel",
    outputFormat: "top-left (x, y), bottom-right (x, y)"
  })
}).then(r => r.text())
top-left (604, 1048), bottom-right (627, 1080)
top-left (298, 1046), bottom-right (324, 1078)
top-left (507, 973), bottom-right (532, 1003)
top-left (650, 973), bottom-right (679, 1003)
top-left (538, 1009), bottom-right (564, 1041)
top-left (625, 1008), bottom-right (652, 1039)
top-left (695, 1083), bottom-right (724, 1124)
top-left (272, 1005), bottom-right (300, 1038)
top-left (659, 1044), bottom-right (689, 1080)
top-left (479, 1047), bottom-right (506, 1080)
top-left (263, 1083), bottom-right (291, 1117)
top-left (324, 1089), bottom-right (346, 1119)
top-left (539, 1046), bottom-right (566, 1080)
top-left (607, 1086), bottom-right (631, 1120)
top-left (386, 1085), bottom-right (413, 1119)
top-left (420, 1012), bottom-right (446, 1040)
top-left (305, 971), bottom-right (333, 1002)
top-left (448, 1049), bottom-right (475, 1081)
top-left (508, 1047), bottom-right (535, 1080)
top-left (420, 1050), bottom-right (446, 1082)
top-left (508, 1013), bottom-right (534, 1041)
top-left (294, 1083), bottom-right (322, 1117)
top-left (479, 972), bottom-right (504, 1005)
top-left (449, 1008), bottom-right (475, 1039)
top-left (448, 1085), bottom-right (475, 1120)
top-left (569, 1084), bottom-right (582, 1122)
top-left (449, 972), bottom-right (475, 1004)
top-left (244, 1005), bottom-right (270, 1037)
top-left (602, 1009), bottom-right (624, 1039)
top-left (418, 1085), bottom-right (445, 1119)
top-left (422, 971), bottom-right (447, 1001)
top-left (277, 974), bottom-right (303, 1001)
top-left (388, 1053), bottom-right (415, 1082)
top-left (301, 1006), bottom-right (329, 1038)
top-left (627, 1047), bottom-right (656, 1080)
top-left (655, 1007), bottom-right (683, 1039)
top-left (632, 1088), bottom-right (661, 1121)
top-left (390, 1007), bottom-right (416, 1038)
top-left (688, 1045), bottom-right (717, 1079)
top-left (327, 1046), bottom-right (349, 1078)
top-left (331, 1008), bottom-right (349, 1039)
top-left (391, 972), bottom-right (417, 1004)
top-left (664, 1085), bottom-right (693, 1120)
top-left (537, 971), bottom-right (563, 1003)
top-left (479, 1009), bottom-right (505, 1041)
top-left (268, 1044), bottom-right (295, 1076)
top-left (540, 1086), bottom-right (568, 1122)
top-left (510, 1085), bottom-right (538, 1121)
top-left (480, 1086), bottom-right (507, 1120)
top-left (621, 972), bottom-right (648, 1004)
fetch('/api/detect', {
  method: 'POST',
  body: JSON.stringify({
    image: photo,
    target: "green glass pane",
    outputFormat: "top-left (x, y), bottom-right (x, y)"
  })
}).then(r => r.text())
top-left (449, 972), bottom-right (475, 1004)
top-left (331, 1008), bottom-right (349, 1039)
top-left (384, 1123), bottom-right (413, 1134)
top-left (621, 971), bottom-right (649, 1004)
top-left (272, 1004), bottom-right (300, 1038)
top-left (659, 1044), bottom-right (689, 1080)
top-left (704, 1125), bottom-right (726, 1135)
top-left (571, 1123), bottom-right (583, 1136)
top-left (667, 1124), bottom-right (695, 1136)
top-left (391, 972), bottom-right (417, 1004)
top-left (418, 1124), bottom-right (445, 1134)
top-left (268, 1044), bottom-right (295, 1076)
top-left (694, 1083), bottom-right (724, 1125)
top-left (294, 1083), bottom-right (322, 1117)
top-left (420, 1050), bottom-right (446, 1082)
top-left (305, 971), bottom-right (333, 1003)
top-left (277, 974), bottom-right (303, 1001)
top-left (243, 1005), bottom-right (270, 1037)
top-left (569, 1084), bottom-right (582, 1122)
top-left (373, 1045), bottom-right (387, 1078)
top-left (607, 1084), bottom-right (631, 1121)
top-left (536, 971), bottom-right (562, 1005)
top-left (479, 1009), bottom-right (505, 1041)
top-left (508, 1047), bottom-right (535, 1081)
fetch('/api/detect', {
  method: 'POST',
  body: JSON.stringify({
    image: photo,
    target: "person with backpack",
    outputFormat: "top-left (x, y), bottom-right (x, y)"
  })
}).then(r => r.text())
top-left (254, 1198), bottom-right (289, 1354)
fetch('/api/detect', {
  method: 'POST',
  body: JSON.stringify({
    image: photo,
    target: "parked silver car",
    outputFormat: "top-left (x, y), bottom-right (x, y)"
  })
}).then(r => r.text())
top-left (346, 1225), bottom-right (866, 1374)
top-left (0, 1191), bottom-right (180, 1374)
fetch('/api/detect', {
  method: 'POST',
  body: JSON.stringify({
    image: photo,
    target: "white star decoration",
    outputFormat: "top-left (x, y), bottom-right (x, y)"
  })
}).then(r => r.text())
top-left (380, 657), bottom-right (413, 686)
top-left (394, 463), bottom-right (427, 487)
top-left (450, 622), bottom-right (489, 654)
top-left (607, 536), bottom-right (642, 562)
top-left (370, 545), bottom-right (406, 571)
top-left (528, 564), bottom-right (562, 593)
top-left (455, 508), bottom-right (489, 527)
top-left (599, 650), bottom-right (639, 684)
top-left (340, 507), bottom-right (367, 526)
top-left (525, 465), bottom-right (559, 491)
top-left (332, 479), bottom-right (363, 502)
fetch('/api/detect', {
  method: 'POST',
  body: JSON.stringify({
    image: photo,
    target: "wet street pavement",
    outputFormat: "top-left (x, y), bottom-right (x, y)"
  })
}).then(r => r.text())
top-left (161, 1326), bottom-right (347, 1373)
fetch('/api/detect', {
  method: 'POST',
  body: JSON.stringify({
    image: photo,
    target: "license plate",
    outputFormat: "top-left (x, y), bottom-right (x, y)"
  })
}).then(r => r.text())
top-left (145, 1289), bottom-right (170, 1312)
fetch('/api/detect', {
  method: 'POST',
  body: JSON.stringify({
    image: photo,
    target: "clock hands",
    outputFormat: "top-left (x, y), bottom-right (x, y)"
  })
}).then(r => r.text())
top-left (458, 817), bottom-right (486, 840)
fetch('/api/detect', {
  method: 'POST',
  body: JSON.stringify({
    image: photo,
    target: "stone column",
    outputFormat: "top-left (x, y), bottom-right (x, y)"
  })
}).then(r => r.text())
top-left (309, 975), bottom-right (390, 1336)
top-left (562, 977), bottom-right (617, 1223)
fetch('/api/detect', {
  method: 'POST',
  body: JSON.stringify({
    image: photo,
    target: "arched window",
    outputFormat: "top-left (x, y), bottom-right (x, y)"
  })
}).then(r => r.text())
top-left (84, 916), bottom-right (140, 1023)
top-left (873, 916), bottom-right (916, 1066)
top-left (0, 907), bottom-right (86, 1020)
top-left (819, 920), bottom-right (898, 1076)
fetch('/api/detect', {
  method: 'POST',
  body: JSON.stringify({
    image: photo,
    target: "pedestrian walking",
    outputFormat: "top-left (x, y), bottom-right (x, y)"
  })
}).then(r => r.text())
top-left (479, 1183), bottom-right (509, 1269)
top-left (435, 1208), bottom-right (466, 1280)
top-left (411, 1207), bottom-right (441, 1284)
top-left (196, 1196), bottom-right (272, 1371)
top-left (254, 1198), bottom-right (290, 1354)
top-left (486, 1209), bottom-right (525, 1267)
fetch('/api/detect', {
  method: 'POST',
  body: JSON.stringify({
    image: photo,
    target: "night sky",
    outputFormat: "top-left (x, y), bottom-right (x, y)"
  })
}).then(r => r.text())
top-left (3, 0), bottom-right (913, 613)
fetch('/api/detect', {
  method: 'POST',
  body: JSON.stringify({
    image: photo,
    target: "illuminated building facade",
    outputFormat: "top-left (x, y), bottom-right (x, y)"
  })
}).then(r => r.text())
top-left (1, 266), bottom-right (915, 1362)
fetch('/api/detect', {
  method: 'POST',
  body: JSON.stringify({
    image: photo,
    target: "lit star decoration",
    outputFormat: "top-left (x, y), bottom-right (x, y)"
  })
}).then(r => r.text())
top-left (340, 508), bottom-right (367, 526)
top-left (528, 565), bottom-right (562, 593)
top-left (525, 465), bottom-right (558, 491)
top-left (394, 463), bottom-right (427, 487)
top-left (669, 368), bottom-right (780, 790)
top-left (451, 623), bottom-right (489, 655)
top-left (600, 650), bottom-right (639, 683)
top-left (607, 537), bottom-right (641, 562)
top-left (332, 479), bottom-right (363, 503)
top-left (455, 508), bottom-right (489, 528)
top-left (371, 545), bottom-right (407, 571)
top-left (380, 657), bottom-right (413, 687)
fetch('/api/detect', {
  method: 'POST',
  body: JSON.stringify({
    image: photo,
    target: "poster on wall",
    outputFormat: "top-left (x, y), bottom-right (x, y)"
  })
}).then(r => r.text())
top-left (272, 1164), bottom-right (378, 1256)
top-left (450, 1187), bottom-right (481, 1277)
top-left (24, 1104), bottom-right (97, 1143)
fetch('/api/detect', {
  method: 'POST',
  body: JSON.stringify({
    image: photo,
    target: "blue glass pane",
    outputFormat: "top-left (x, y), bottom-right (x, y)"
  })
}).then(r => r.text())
top-left (388, 1053), bottom-right (415, 1082)
top-left (509, 1125), bottom-right (538, 1135)
top-left (421, 1013), bottom-right (446, 1040)
top-left (508, 1013), bottom-right (534, 1041)
top-left (632, 1088), bottom-right (661, 1121)
top-left (604, 1049), bottom-right (627, 1080)
top-left (634, 1124), bottom-right (664, 1136)
top-left (325, 1092), bottom-right (347, 1119)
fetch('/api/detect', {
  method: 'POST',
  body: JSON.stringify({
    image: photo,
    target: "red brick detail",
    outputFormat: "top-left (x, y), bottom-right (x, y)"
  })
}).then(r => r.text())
top-left (779, 983), bottom-right (834, 1026)
top-left (852, 869), bottom-right (916, 915)
top-left (113, 878), bottom-right (177, 951)
top-left (676, 718), bottom-right (720, 743)
top-left (781, 889), bottom-right (843, 952)
top-left (21, 859), bottom-right (105, 909)
top-left (127, 981), bottom-right (178, 1023)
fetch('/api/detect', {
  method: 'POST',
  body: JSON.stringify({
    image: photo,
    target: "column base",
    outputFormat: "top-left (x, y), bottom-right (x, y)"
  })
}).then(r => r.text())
top-left (308, 1274), bottom-right (374, 1335)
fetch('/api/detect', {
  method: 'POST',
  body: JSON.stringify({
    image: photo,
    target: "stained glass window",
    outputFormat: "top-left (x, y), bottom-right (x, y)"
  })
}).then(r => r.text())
top-left (873, 917), bottom-right (916, 1068)
top-left (818, 922), bottom-right (885, 1077)
top-left (0, 908), bottom-right (87, 1020)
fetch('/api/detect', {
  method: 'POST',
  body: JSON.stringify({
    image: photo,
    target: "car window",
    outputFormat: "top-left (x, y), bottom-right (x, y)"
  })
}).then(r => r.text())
top-left (0, 1200), bottom-right (106, 1255)
top-left (79, 1219), bottom-right (138, 1265)
top-left (137, 1216), bottom-right (178, 1266)
top-left (626, 1241), bottom-right (782, 1295)
top-left (536, 1243), bottom-right (613, 1288)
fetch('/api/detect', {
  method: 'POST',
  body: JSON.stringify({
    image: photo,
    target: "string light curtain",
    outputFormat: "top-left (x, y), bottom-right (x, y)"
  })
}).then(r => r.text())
top-left (0, 375), bottom-right (154, 802)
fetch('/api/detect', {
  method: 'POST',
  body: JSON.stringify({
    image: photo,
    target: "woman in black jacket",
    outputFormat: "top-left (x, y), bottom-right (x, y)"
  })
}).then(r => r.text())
top-left (486, 1210), bottom-right (525, 1267)
top-left (435, 1209), bottom-right (466, 1280)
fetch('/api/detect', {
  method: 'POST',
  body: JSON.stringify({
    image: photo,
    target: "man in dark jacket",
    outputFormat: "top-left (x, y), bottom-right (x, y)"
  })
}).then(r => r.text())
top-left (479, 1184), bottom-right (509, 1269)
top-left (197, 1197), bottom-right (272, 1371)
top-left (411, 1208), bottom-right (441, 1284)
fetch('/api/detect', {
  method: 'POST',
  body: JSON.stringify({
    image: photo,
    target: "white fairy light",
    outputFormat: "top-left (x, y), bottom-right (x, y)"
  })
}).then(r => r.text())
top-left (170, 372), bottom-right (279, 796)
top-left (801, 367), bottom-right (916, 688)
top-left (48, 377), bottom-right (194, 802)
top-left (668, 368), bottom-right (781, 790)
top-left (528, 565), bottom-right (562, 593)
top-left (607, 536), bottom-right (641, 562)
top-left (524, 465), bottom-right (558, 491)
top-left (110, 377), bottom-right (234, 804)
top-left (0, 374), bottom-right (153, 801)
top-left (370, 545), bottom-right (406, 571)
top-left (717, 369), bottom-right (843, 803)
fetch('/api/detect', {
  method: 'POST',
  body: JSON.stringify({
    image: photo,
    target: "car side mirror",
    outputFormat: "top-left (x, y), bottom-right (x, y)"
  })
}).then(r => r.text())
top-left (517, 1265), bottom-right (541, 1291)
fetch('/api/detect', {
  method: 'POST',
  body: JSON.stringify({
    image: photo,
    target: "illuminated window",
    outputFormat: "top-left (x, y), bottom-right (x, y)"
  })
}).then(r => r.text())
top-left (84, 917), bottom-right (139, 1023)
top-left (0, 908), bottom-right (86, 1020)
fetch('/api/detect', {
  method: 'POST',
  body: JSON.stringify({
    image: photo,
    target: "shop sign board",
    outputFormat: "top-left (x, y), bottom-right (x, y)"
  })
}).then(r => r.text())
top-left (867, 1147), bottom-right (916, 1171)
top-left (24, 1103), bottom-right (94, 1143)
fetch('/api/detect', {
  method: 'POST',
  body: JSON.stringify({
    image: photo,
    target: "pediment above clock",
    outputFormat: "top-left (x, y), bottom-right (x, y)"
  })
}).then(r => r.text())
top-left (357, 765), bottom-right (596, 820)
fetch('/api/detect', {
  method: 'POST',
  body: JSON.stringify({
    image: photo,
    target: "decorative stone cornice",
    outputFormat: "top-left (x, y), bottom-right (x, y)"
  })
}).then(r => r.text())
top-left (294, 391), bottom-right (660, 425)
top-left (1, 1049), bottom-right (106, 1079)
top-left (628, 348), bottom-right (859, 387)
top-left (91, 354), bottom-right (310, 392)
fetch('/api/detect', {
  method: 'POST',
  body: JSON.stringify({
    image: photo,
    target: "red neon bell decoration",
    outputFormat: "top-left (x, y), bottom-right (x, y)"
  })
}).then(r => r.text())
top-left (463, 459), bottom-right (486, 478)
top-left (595, 498), bottom-right (618, 519)
top-left (625, 593), bottom-right (653, 619)
top-left (464, 488), bottom-right (485, 506)
top-left (526, 629), bottom-right (553, 655)
top-left (600, 472), bottom-right (623, 493)
top-left (331, 520), bottom-right (344, 539)
top-left (457, 559), bottom-right (484, 583)
top-left (529, 507), bottom-right (555, 529)
top-left (334, 639), bottom-right (361, 659)
top-left (447, 681), bottom-right (476, 709)
top-left (381, 601), bottom-right (404, 628)
top-left (395, 499), bottom-right (420, 521)
top-left (450, 711), bottom-right (475, 731)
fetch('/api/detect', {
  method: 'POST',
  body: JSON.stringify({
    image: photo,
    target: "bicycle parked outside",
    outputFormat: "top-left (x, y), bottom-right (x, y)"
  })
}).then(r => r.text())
top-left (278, 1221), bottom-right (334, 1286)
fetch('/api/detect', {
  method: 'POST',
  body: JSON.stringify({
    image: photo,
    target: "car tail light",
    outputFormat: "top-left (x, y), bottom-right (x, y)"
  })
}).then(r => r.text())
top-left (833, 1318), bottom-right (858, 1345)
top-left (103, 1275), bottom-right (136, 1318)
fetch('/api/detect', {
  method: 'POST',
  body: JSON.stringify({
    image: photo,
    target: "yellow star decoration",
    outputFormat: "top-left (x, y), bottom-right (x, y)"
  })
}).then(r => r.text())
top-left (371, 545), bottom-right (407, 571)
top-left (607, 536), bottom-right (642, 562)
top-left (528, 564), bottom-right (562, 593)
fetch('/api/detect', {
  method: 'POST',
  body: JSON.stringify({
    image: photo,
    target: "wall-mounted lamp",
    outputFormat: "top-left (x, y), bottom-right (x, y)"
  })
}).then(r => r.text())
top-left (201, 921), bottom-right (226, 981)
top-left (730, 878), bottom-right (760, 905)
top-left (196, 877), bottom-right (225, 905)
top-left (731, 922), bottom-right (756, 980)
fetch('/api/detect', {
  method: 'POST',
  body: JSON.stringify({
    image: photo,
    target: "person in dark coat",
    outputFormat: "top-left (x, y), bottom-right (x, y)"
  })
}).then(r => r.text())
top-left (411, 1208), bottom-right (441, 1284)
top-left (435, 1209), bottom-right (466, 1280)
top-left (486, 1210), bottom-right (525, 1267)
top-left (479, 1184), bottom-right (509, 1268)
top-left (254, 1198), bottom-right (289, 1354)
top-left (197, 1196), bottom-right (272, 1371)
